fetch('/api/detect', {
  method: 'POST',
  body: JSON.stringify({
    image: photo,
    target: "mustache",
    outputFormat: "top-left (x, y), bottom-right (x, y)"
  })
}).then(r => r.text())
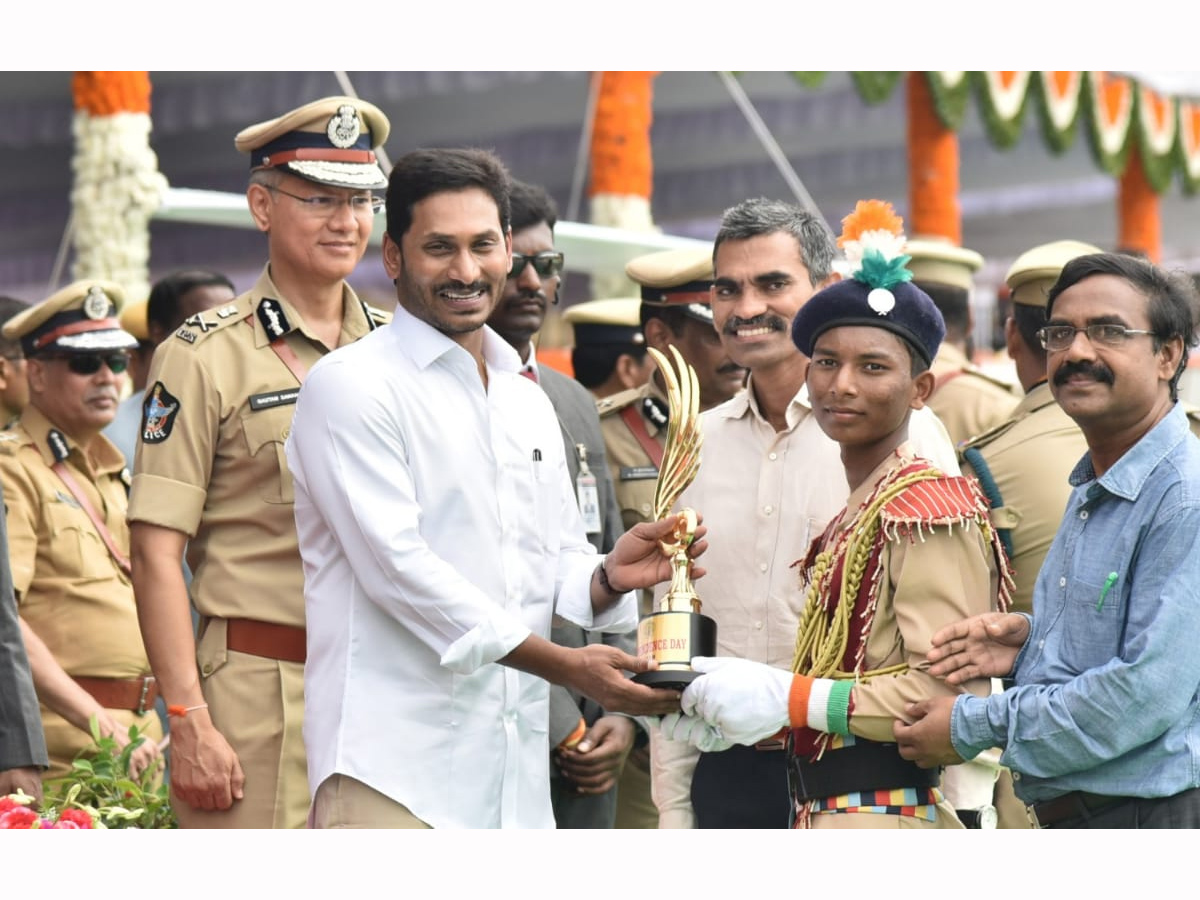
top-left (434, 279), bottom-right (490, 294)
top-left (508, 288), bottom-right (547, 304)
top-left (723, 314), bottom-right (789, 336)
top-left (717, 361), bottom-right (747, 375)
top-left (1054, 359), bottom-right (1114, 386)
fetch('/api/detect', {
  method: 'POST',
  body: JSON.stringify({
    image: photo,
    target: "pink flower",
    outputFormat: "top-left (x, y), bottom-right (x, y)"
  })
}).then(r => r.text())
top-left (0, 807), bottom-right (39, 829)
top-left (57, 808), bottom-right (95, 829)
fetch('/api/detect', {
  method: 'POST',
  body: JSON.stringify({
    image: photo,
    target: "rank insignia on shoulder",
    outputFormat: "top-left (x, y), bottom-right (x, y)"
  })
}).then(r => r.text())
top-left (642, 396), bottom-right (669, 429)
top-left (215, 303), bottom-right (239, 319)
top-left (47, 429), bottom-right (70, 462)
top-left (175, 328), bottom-right (197, 344)
top-left (184, 312), bottom-right (217, 333)
top-left (142, 382), bottom-right (181, 444)
top-left (257, 298), bottom-right (291, 340)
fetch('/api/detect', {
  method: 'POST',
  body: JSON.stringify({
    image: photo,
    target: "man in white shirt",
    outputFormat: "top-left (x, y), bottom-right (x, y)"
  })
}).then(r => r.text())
top-left (286, 148), bottom-right (697, 829)
top-left (651, 198), bottom-right (960, 828)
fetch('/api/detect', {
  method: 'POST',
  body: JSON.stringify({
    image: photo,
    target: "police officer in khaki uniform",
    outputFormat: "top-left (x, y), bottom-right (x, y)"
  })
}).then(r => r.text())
top-left (907, 238), bottom-right (1020, 446)
top-left (957, 239), bottom-right (1100, 829)
top-left (563, 297), bottom-right (653, 401)
top-left (596, 249), bottom-right (747, 533)
top-left (0, 296), bottom-right (30, 429)
top-left (0, 280), bottom-right (162, 782)
top-left (128, 96), bottom-right (391, 828)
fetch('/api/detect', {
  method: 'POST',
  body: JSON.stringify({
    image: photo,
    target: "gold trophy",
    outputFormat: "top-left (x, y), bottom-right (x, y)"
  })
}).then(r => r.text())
top-left (633, 345), bottom-right (717, 689)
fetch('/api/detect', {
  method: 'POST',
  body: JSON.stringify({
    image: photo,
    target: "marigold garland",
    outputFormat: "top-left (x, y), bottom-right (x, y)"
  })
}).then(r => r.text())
top-left (906, 73), bottom-right (961, 244)
top-left (1119, 143), bottom-right (1162, 261)
top-left (588, 71), bottom-right (656, 198)
top-left (72, 72), bottom-right (151, 116)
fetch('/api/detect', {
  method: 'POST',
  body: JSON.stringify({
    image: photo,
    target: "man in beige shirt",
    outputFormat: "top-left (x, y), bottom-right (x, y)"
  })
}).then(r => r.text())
top-left (128, 96), bottom-right (391, 828)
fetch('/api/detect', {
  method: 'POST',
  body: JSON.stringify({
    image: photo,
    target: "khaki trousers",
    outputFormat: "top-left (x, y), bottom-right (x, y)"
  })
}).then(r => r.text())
top-left (312, 774), bottom-right (432, 829)
top-left (173, 646), bottom-right (308, 829)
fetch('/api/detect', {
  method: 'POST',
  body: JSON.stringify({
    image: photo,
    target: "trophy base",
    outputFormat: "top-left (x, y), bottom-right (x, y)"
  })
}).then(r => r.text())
top-left (632, 667), bottom-right (703, 691)
top-left (632, 609), bottom-right (717, 690)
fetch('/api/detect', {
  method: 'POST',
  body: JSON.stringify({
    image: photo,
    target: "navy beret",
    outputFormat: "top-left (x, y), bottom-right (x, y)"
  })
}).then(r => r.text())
top-left (791, 277), bottom-right (946, 367)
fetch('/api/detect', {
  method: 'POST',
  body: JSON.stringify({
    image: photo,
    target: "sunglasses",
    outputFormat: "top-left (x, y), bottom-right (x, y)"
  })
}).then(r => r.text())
top-left (46, 353), bottom-right (130, 376)
top-left (509, 252), bottom-right (564, 279)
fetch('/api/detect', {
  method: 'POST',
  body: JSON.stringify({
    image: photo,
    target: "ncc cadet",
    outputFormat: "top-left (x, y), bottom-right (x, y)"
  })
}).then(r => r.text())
top-left (563, 297), bottom-right (652, 401)
top-left (596, 248), bottom-right (746, 533)
top-left (906, 238), bottom-right (1019, 446)
top-left (0, 281), bottom-right (162, 782)
top-left (128, 96), bottom-right (391, 828)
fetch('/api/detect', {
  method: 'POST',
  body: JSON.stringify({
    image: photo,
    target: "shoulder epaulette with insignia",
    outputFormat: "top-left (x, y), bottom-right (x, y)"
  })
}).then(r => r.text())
top-left (881, 475), bottom-right (989, 531)
top-left (172, 296), bottom-right (252, 346)
top-left (596, 386), bottom-right (644, 419)
top-left (959, 415), bottom-right (1018, 450)
top-left (963, 364), bottom-right (1019, 393)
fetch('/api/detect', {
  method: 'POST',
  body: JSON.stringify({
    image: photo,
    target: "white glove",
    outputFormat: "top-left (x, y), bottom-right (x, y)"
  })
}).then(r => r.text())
top-left (659, 712), bottom-right (734, 752)
top-left (680, 656), bottom-right (792, 746)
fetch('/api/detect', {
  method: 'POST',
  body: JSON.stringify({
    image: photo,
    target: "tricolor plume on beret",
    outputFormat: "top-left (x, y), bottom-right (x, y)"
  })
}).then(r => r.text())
top-left (791, 200), bottom-right (945, 366)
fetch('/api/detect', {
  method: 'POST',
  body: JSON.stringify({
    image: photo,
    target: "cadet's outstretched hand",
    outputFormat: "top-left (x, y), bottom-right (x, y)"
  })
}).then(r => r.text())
top-left (927, 612), bottom-right (1030, 685)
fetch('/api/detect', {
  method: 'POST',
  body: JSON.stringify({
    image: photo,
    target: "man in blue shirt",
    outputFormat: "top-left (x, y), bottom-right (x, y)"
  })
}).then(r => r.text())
top-left (894, 251), bottom-right (1200, 828)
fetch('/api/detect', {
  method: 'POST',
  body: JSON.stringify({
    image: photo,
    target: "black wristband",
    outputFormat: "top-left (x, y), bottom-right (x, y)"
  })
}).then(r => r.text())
top-left (597, 557), bottom-right (628, 595)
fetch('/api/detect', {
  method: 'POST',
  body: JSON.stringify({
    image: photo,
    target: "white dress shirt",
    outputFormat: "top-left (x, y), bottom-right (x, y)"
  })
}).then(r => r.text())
top-left (285, 305), bottom-right (636, 829)
top-left (651, 380), bottom-right (958, 827)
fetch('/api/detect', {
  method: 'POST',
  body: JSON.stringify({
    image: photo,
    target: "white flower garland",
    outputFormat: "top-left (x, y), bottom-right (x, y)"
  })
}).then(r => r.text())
top-left (70, 110), bottom-right (168, 303)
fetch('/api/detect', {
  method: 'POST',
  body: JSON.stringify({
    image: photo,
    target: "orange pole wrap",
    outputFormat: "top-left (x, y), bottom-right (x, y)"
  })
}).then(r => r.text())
top-left (1118, 144), bottom-right (1161, 262)
top-left (72, 72), bottom-right (152, 116)
top-left (588, 72), bottom-right (657, 198)
top-left (906, 73), bottom-right (961, 243)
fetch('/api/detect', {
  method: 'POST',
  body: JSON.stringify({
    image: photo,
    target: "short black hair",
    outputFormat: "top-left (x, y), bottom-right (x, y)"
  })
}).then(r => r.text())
top-left (0, 296), bottom-right (29, 359)
top-left (386, 148), bottom-right (511, 242)
top-left (1012, 303), bottom-right (1049, 366)
top-left (510, 180), bottom-right (558, 234)
top-left (148, 269), bottom-right (235, 335)
top-left (639, 304), bottom-right (690, 335)
top-left (572, 345), bottom-right (647, 389)
top-left (1048, 252), bottom-right (1200, 401)
top-left (915, 281), bottom-right (970, 340)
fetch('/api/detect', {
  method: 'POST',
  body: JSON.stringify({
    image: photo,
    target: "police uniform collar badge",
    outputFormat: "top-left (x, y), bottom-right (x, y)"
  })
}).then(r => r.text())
top-left (643, 395), bottom-right (669, 429)
top-left (46, 428), bottom-right (70, 463)
top-left (257, 298), bottom-right (292, 340)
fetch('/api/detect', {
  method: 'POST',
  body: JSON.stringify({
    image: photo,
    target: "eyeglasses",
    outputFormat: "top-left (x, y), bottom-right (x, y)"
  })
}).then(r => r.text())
top-left (268, 186), bottom-right (384, 217)
top-left (1036, 323), bottom-right (1158, 351)
top-left (509, 252), bottom-right (564, 279)
top-left (45, 353), bottom-right (130, 375)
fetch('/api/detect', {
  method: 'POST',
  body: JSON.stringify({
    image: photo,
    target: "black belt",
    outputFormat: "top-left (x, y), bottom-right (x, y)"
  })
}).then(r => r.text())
top-left (787, 739), bottom-right (939, 805)
top-left (1029, 791), bottom-right (1129, 828)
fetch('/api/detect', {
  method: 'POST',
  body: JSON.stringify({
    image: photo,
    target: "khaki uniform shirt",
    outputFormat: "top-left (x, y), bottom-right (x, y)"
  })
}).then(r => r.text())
top-left (959, 382), bottom-right (1087, 615)
top-left (128, 266), bottom-right (384, 627)
top-left (597, 380), bottom-right (669, 531)
top-left (0, 406), bottom-right (146, 679)
top-left (835, 447), bottom-right (995, 738)
top-left (929, 344), bottom-right (1021, 447)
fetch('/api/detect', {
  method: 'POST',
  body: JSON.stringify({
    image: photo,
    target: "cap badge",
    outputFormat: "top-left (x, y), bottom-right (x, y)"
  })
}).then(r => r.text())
top-left (327, 105), bottom-right (362, 149)
top-left (82, 286), bottom-right (110, 321)
top-left (867, 288), bottom-right (895, 316)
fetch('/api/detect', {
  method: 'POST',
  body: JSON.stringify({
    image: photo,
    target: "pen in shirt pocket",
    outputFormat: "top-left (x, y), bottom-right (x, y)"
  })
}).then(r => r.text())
top-left (1096, 572), bottom-right (1118, 611)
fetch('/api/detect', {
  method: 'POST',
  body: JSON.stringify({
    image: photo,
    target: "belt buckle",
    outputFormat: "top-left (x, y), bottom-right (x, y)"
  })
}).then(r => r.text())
top-left (136, 675), bottom-right (155, 716)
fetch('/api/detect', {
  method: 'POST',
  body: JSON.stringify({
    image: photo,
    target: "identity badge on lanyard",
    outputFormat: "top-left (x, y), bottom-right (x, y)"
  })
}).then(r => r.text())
top-left (574, 443), bottom-right (602, 536)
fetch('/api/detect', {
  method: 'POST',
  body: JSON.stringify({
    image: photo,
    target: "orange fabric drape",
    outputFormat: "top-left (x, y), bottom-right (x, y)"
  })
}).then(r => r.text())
top-left (72, 72), bottom-right (151, 116)
top-left (588, 72), bottom-right (657, 198)
top-left (1118, 144), bottom-right (1161, 262)
top-left (906, 73), bottom-right (961, 243)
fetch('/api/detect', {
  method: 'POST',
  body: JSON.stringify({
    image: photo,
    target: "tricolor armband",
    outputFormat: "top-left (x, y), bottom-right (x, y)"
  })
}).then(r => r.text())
top-left (787, 675), bottom-right (853, 735)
